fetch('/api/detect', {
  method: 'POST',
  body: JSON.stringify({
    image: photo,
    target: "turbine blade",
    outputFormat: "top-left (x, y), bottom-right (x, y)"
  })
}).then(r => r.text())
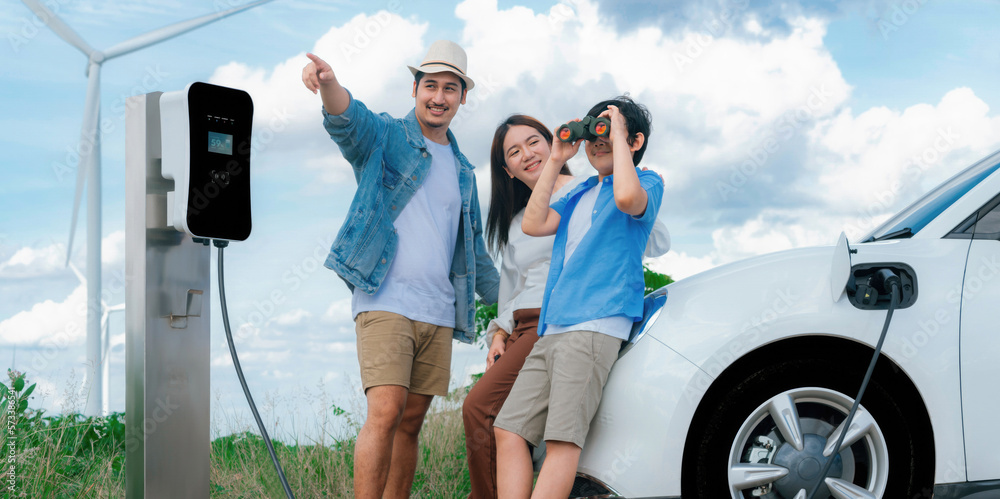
top-left (103, 0), bottom-right (274, 60)
top-left (66, 64), bottom-right (102, 266)
top-left (67, 262), bottom-right (85, 284)
top-left (19, 0), bottom-right (95, 56)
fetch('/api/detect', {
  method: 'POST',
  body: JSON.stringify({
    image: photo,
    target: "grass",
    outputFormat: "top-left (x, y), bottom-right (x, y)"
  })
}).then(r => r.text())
top-left (2, 271), bottom-right (672, 497)
top-left (1, 369), bottom-right (475, 498)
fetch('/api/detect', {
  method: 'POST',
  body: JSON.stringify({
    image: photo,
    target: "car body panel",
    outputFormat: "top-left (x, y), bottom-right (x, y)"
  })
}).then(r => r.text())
top-left (654, 238), bottom-right (973, 485)
top-left (576, 149), bottom-right (1000, 495)
top-left (960, 239), bottom-right (1000, 481)
top-left (577, 333), bottom-right (706, 497)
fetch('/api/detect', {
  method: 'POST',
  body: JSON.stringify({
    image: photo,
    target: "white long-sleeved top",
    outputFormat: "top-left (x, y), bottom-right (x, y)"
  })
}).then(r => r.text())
top-left (485, 175), bottom-right (671, 342)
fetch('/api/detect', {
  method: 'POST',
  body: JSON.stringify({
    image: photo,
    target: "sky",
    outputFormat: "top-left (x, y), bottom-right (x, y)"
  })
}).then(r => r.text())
top-left (1, 0), bottom-right (999, 442)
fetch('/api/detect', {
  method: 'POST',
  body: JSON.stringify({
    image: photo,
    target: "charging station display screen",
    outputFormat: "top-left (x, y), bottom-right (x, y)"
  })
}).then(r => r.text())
top-left (207, 131), bottom-right (233, 155)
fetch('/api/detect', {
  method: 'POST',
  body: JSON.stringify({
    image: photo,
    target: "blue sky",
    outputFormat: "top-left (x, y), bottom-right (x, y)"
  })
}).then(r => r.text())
top-left (2, 0), bottom-right (999, 441)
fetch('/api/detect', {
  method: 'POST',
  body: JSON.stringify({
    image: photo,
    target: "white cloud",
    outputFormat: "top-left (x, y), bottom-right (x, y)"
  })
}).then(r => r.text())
top-left (268, 308), bottom-right (311, 327)
top-left (0, 284), bottom-right (86, 347)
top-left (207, 9), bottom-right (430, 180)
top-left (646, 250), bottom-right (719, 281)
top-left (0, 230), bottom-right (125, 280)
top-left (322, 298), bottom-right (352, 324)
top-left (325, 341), bottom-right (354, 354)
top-left (709, 210), bottom-right (835, 263)
top-left (0, 243), bottom-right (66, 279)
top-left (100, 230), bottom-right (126, 270)
top-left (809, 87), bottom-right (1000, 218)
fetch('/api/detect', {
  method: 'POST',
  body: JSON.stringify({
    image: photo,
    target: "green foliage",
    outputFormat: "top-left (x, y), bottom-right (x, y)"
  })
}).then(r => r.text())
top-left (644, 265), bottom-right (674, 294)
top-left (474, 300), bottom-right (498, 343)
top-left (1, 370), bottom-right (128, 496)
top-left (1, 367), bottom-right (485, 497)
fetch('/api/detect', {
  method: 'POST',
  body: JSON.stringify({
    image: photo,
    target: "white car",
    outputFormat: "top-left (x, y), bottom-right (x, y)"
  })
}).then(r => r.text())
top-left (572, 148), bottom-right (1000, 498)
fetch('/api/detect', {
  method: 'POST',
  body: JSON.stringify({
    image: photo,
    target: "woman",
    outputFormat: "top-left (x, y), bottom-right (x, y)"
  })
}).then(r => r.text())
top-left (462, 115), bottom-right (669, 498)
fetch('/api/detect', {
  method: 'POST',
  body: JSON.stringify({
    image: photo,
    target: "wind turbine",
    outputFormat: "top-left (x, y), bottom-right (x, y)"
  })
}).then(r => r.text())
top-left (21, 0), bottom-right (274, 415)
top-left (69, 263), bottom-right (124, 415)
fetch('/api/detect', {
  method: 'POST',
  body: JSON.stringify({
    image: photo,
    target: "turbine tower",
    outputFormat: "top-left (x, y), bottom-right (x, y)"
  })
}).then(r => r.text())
top-left (20, 0), bottom-right (274, 415)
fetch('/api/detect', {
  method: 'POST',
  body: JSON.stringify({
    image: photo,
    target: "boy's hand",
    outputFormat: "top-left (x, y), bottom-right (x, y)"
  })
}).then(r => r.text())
top-left (302, 53), bottom-right (334, 94)
top-left (599, 105), bottom-right (630, 142)
top-left (549, 120), bottom-right (583, 165)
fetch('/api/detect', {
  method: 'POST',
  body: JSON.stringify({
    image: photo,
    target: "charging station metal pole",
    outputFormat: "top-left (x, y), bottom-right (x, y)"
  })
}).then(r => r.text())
top-left (125, 92), bottom-right (211, 498)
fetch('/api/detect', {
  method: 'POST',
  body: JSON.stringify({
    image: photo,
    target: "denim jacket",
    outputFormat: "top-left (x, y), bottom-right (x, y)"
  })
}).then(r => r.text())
top-left (321, 93), bottom-right (500, 343)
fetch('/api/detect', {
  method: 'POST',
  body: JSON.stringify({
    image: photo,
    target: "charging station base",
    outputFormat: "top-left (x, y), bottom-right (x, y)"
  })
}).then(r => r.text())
top-left (125, 92), bottom-right (211, 498)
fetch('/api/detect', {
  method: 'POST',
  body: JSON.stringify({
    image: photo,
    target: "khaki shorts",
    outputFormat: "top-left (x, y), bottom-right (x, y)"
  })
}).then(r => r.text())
top-left (355, 311), bottom-right (453, 396)
top-left (493, 330), bottom-right (622, 449)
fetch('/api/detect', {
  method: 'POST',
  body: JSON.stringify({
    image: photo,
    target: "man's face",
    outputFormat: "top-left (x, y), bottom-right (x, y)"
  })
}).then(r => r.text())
top-left (412, 71), bottom-right (467, 132)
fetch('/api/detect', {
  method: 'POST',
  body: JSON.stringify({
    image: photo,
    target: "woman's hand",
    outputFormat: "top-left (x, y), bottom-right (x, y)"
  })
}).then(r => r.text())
top-left (486, 330), bottom-right (508, 371)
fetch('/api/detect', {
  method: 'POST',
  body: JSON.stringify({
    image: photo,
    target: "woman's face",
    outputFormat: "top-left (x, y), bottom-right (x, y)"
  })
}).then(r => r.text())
top-left (501, 124), bottom-right (552, 190)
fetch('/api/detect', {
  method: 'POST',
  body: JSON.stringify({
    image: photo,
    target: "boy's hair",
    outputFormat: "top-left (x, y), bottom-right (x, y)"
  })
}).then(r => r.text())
top-left (586, 95), bottom-right (652, 165)
top-left (415, 70), bottom-right (467, 93)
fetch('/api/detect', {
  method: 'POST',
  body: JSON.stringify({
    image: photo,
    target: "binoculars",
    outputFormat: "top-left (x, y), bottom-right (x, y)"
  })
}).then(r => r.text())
top-left (556, 116), bottom-right (611, 142)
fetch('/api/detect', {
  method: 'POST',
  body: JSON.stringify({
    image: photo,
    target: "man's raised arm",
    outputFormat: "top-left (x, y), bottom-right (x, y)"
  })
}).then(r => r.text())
top-left (302, 53), bottom-right (351, 116)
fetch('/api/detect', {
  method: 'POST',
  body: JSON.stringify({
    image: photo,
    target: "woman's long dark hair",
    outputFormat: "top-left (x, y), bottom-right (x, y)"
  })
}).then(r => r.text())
top-left (486, 114), bottom-right (569, 253)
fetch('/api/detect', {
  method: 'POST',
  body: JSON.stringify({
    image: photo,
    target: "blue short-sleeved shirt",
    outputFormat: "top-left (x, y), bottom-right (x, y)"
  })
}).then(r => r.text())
top-left (538, 168), bottom-right (663, 336)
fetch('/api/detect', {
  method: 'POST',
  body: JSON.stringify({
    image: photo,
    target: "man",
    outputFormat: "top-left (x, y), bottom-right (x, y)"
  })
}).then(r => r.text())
top-left (302, 40), bottom-right (499, 498)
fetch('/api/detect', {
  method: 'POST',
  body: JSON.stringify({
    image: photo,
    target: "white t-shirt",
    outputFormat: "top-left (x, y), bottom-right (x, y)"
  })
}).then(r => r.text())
top-left (352, 138), bottom-right (461, 327)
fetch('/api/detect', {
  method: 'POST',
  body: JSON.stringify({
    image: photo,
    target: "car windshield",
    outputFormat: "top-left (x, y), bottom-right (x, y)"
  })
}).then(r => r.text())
top-left (864, 151), bottom-right (1000, 242)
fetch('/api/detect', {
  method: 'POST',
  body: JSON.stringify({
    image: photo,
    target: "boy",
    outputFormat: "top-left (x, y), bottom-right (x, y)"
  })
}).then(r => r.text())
top-left (494, 96), bottom-right (663, 498)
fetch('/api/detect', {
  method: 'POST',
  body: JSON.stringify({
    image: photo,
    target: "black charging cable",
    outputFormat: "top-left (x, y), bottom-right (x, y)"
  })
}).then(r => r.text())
top-left (807, 269), bottom-right (900, 499)
top-left (215, 240), bottom-right (296, 499)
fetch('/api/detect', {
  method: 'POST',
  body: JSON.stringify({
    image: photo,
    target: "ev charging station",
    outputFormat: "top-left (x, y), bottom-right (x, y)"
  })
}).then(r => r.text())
top-left (125, 82), bottom-right (254, 498)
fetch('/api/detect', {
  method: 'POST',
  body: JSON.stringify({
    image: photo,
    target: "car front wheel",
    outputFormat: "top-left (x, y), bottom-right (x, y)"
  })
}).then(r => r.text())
top-left (683, 355), bottom-right (933, 498)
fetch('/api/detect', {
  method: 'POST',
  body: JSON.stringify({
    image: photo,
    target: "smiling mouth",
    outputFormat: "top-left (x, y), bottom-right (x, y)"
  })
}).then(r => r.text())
top-left (524, 160), bottom-right (541, 172)
top-left (428, 105), bottom-right (447, 115)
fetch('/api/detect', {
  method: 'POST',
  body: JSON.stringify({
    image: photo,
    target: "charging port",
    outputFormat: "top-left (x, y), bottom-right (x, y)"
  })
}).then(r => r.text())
top-left (847, 263), bottom-right (917, 310)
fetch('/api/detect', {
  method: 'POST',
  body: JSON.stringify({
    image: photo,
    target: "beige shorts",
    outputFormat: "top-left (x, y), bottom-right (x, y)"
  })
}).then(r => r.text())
top-left (355, 311), bottom-right (453, 396)
top-left (493, 330), bottom-right (622, 449)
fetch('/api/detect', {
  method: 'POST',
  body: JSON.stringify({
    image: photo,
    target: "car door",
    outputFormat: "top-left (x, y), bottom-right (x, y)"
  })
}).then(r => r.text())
top-left (953, 194), bottom-right (1000, 481)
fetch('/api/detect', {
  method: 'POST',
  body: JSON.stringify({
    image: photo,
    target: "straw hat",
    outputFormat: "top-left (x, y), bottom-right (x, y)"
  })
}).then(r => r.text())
top-left (407, 40), bottom-right (475, 91)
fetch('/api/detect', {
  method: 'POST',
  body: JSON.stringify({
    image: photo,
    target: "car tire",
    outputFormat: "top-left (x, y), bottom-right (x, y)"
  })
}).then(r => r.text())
top-left (682, 354), bottom-right (933, 498)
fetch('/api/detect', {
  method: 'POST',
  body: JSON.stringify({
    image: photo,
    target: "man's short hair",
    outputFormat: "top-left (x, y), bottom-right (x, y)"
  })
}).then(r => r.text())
top-left (414, 70), bottom-right (467, 93)
top-left (586, 95), bottom-right (652, 165)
